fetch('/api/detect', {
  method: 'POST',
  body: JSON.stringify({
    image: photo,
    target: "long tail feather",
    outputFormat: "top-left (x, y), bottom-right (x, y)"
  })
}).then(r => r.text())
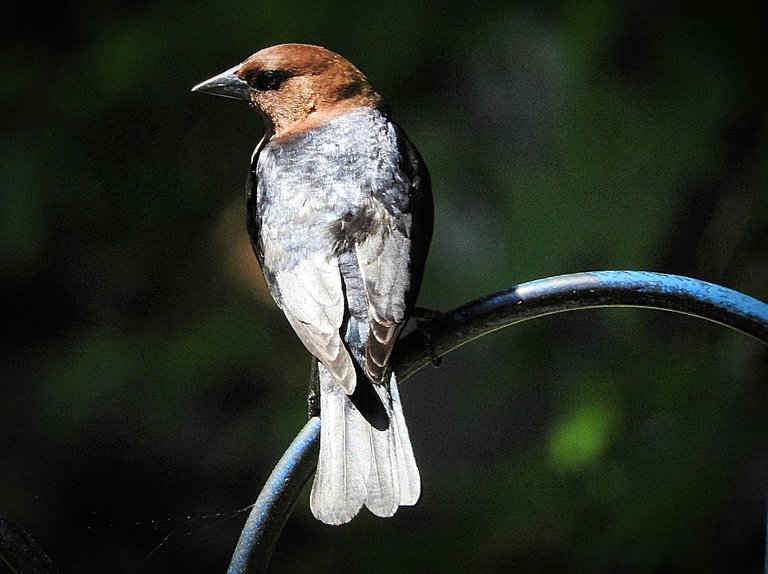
top-left (388, 373), bottom-right (421, 505)
top-left (310, 364), bottom-right (420, 525)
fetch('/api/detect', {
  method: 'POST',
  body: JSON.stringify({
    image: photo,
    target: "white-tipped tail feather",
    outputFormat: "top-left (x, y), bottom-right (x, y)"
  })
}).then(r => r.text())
top-left (310, 363), bottom-right (420, 525)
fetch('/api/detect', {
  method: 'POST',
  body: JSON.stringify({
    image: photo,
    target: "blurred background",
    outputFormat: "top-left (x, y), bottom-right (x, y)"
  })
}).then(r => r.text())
top-left (2, 0), bottom-right (767, 572)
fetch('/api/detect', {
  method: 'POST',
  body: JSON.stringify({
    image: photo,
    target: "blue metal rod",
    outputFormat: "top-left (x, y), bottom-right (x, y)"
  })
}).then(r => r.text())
top-left (228, 418), bottom-right (320, 574)
top-left (393, 270), bottom-right (768, 379)
top-left (228, 270), bottom-right (768, 573)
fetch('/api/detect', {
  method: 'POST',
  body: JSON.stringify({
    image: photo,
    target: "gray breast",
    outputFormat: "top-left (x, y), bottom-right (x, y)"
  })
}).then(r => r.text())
top-left (255, 107), bottom-right (407, 266)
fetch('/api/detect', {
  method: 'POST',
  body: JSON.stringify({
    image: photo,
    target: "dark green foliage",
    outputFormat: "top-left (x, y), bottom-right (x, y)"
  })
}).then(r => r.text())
top-left (1, 1), bottom-right (766, 572)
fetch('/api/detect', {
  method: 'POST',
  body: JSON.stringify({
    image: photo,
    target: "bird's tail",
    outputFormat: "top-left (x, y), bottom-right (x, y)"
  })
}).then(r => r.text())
top-left (309, 362), bottom-right (420, 525)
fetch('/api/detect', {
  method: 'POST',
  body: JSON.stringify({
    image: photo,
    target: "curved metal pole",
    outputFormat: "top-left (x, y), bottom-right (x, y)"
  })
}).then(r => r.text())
top-left (394, 270), bottom-right (768, 379)
top-left (228, 419), bottom-right (320, 574)
top-left (227, 271), bottom-right (768, 574)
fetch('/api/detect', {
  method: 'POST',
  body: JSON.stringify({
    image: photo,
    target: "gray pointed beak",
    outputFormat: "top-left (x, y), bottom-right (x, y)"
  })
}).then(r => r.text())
top-left (191, 64), bottom-right (251, 100)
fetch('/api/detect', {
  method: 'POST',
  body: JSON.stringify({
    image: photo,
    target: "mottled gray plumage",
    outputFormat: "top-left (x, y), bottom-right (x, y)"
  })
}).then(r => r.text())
top-left (247, 107), bottom-right (431, 524)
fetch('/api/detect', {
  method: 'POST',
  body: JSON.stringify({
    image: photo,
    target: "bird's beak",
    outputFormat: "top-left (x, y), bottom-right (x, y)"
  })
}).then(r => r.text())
top-left (191, 64), bottom-right (251, 100)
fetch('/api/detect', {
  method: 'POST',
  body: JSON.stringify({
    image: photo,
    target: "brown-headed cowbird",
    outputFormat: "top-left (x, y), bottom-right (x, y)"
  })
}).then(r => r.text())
top-left (193, 44), bottom-right (432, 525)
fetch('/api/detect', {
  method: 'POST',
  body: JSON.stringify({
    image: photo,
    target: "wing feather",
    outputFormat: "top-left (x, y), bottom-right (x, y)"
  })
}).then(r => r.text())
top-left (355, 221), bottom-right (410, 383)
top-left (272, 250), bottom-right (357, 394)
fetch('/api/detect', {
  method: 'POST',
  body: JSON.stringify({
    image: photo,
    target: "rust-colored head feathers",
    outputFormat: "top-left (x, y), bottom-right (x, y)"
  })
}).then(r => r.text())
top-left (193, 44), bottom-right (384, 138)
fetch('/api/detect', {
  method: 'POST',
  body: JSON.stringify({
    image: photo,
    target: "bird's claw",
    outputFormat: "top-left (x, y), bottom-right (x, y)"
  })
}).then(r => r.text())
top-left (412, 307), bottom-right (443, 367)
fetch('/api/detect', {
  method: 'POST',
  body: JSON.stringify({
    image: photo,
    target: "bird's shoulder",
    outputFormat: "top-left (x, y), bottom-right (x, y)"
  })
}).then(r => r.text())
top-left (260, 107), bottom-right (395, 162)
top-left (248, 106), bottom-right (431, 249)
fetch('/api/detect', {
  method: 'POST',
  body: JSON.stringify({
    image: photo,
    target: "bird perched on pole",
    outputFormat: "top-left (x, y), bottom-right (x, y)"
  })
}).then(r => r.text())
top-left (192, 44), bottom-right (433, 525)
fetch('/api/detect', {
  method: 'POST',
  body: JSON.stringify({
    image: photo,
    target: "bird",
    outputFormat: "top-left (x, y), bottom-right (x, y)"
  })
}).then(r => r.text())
top-left (192, 44), bottom-right (433, 525)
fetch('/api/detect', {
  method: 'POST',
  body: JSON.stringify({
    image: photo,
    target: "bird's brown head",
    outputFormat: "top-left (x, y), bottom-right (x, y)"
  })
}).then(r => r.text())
top-left (192, 44), bottom-right (384, 138)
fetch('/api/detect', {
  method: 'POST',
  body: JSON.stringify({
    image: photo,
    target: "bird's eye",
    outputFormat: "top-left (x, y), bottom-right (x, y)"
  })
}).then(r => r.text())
top-left (253, 70), bottom-right (287, 91)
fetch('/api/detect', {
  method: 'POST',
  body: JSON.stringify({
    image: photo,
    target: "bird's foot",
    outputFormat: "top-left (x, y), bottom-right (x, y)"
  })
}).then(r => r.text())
top-left (411, 307), bottom-right (443, 367)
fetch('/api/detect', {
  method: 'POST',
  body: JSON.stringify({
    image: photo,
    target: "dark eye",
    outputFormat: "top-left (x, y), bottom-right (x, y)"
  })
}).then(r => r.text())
top-left (253, 70), bottom-right (287, 91)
